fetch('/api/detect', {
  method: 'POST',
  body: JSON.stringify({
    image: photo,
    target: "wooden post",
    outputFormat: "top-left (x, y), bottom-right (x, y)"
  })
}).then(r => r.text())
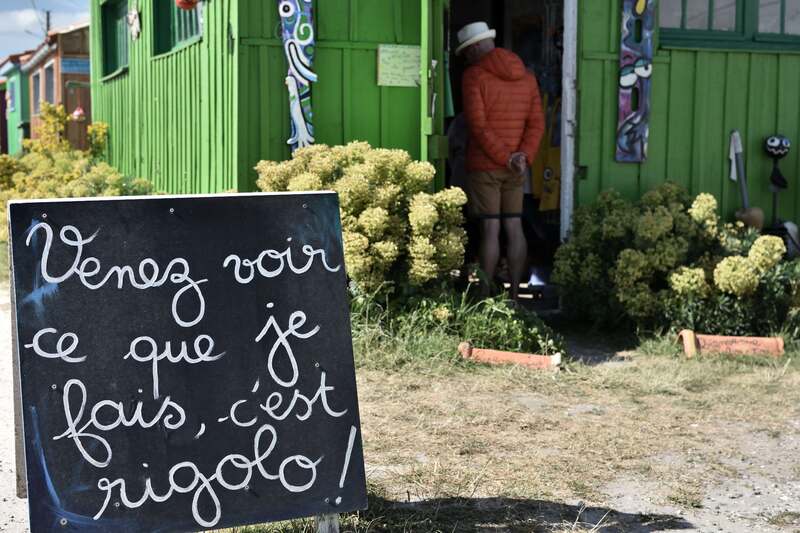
top-left (561, 0), bottom-right (578, 241)
top-left (9, 243), bottom-right (27, 498)
top-left (315, 514), bottom-right (340, 533)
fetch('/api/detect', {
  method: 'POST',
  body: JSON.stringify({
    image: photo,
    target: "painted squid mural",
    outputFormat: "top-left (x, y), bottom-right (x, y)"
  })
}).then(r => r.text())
top-left (278, 0), bottom-right (317, 150)
top-left (616, 0), bottom-right (655, 163)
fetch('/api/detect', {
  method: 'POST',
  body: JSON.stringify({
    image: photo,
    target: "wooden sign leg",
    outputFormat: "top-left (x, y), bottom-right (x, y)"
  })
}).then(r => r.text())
top-left (315, 514), bottom-right (340, 533)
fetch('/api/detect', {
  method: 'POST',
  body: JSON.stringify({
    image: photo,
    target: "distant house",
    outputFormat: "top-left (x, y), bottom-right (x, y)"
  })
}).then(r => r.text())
top-left (22, 23), bottom-right (92, 151)
top-left (0, 50), bottom-right (35, 156)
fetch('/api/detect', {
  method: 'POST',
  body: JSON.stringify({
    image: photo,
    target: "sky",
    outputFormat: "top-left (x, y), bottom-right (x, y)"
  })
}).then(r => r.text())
top-left (0, 0), bottom-right (89, 63)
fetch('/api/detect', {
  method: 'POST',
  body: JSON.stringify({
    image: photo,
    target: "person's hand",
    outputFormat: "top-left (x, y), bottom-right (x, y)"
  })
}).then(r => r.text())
top-left (508, 152), bottom-right (528, 176)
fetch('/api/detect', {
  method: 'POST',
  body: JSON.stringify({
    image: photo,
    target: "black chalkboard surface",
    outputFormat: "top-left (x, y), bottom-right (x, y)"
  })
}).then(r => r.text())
top-left (8, 193), bottom-right (367, 532)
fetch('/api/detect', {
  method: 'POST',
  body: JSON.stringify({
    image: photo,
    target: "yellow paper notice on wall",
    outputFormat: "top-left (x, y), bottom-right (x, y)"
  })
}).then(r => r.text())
top-left (377, 44), bottom-right (421, 87)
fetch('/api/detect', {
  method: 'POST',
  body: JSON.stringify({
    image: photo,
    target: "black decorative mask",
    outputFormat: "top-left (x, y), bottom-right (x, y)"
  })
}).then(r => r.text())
top-left (765, 135), bottom-right (791, 160)
top-left (765, 134), bottom-right (790, 190)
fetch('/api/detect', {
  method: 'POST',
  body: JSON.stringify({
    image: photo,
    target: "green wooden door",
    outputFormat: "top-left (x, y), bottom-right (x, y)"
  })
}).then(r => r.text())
top-left (420, 0), bottom-right (447, 189)
top-left (237, 0), bottom-right (425, 191)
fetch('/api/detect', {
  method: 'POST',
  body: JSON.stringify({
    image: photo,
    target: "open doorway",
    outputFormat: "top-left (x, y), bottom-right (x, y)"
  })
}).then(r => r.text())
top-left (445, 0), bottom-right (567, 308)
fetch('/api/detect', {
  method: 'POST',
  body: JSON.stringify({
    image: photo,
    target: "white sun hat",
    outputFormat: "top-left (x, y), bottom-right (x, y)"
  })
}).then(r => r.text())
top-left (455, 21), bottom-right (497, 55)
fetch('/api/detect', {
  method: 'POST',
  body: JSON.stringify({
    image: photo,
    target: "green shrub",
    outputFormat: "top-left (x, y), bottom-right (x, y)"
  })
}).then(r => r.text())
top-left (0, 104), bottom-right (154, 241)
top-left (554, 182), bottom-right (799, 336)
top-left (256, 142), bottom-right (467, 295)
top-left (665, 238), bottom-right (800, 336)
top-left (553, 182), bottom-right (707, 326)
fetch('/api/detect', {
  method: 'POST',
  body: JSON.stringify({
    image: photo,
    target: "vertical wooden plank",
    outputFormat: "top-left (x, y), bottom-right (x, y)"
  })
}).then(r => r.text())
top-left (342, 49), bottom-right (352, 142)
top-left (777, 54), bottom-right (800, 221)
top-left (349, 49), bottom-right (381, 146)
top-left (581, 0), bottom-right (613, 54)
top-left (315, 48), bottom-right (344, 146)
top-left (665, 51), bottom-right (695, 192)
top-left (317, 0), bottom-right (350, 41)
top-left (722, 53), bottom-right (751, 219)
top-left (353, 0), bottom-right (395, 42)
top-left (576, 59), bottom-right (604, 206)
top-left (639, 57), bottom-right (670, 194)
top-left (746, 53), bottom-right (779, 221)
top-left (315, 514), bottom-right (340, 533)
top-left (691, 51), bottom-right (726, 200)
top-left (602, 59), bottom-right (639, 200)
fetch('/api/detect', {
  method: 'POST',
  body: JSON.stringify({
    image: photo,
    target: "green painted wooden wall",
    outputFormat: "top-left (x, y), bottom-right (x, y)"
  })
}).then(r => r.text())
top-left (236, 0), bottom-right (422, 190)
top-left (5, 67), bottom-right (29, 156)
top-left (578, 0), bottom-right (800, 224)
top-left (91, 0), bottom-right (423, 193)
top-left (90, 0), bottom-right (239, 194)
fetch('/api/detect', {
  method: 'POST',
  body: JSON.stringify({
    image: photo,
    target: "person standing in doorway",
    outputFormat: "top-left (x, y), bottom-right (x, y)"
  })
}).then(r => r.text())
top-left (458, 21), bottom-right (545, 301)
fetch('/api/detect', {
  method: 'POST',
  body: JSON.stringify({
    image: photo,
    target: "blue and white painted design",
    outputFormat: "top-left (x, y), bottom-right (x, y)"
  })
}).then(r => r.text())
top-left (278, 0), bottom-right (317, 150)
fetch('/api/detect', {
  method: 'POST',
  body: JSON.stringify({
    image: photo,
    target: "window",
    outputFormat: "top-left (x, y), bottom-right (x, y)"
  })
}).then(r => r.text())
top-left (660, 0), bottom-right (800, 49)
top-left (32, 72), bottom-right (40, 114)
top-left (154, 1), bottom-right (203, 55)
top-left (102, 0), bottom-right (129, 76)
top-left (7, 80), bottom-right (14, 112)
top-left (44, 63), bottom-right (55, 104)
top-left (759, 0), bottom-right (800, 35)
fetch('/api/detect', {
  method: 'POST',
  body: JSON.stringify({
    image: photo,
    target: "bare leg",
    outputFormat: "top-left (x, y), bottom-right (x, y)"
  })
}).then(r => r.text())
top-left (479, 218), bottom-right (501, 297)
top-left (503, 217), bottom-right (528, 301)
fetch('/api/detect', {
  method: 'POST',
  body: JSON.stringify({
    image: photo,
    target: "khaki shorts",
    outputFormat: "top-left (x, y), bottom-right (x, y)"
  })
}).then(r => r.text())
top-left (466, 169), bottom-right (525, 218)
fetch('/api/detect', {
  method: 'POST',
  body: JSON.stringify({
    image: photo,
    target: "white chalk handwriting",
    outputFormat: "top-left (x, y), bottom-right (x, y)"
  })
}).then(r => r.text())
top-left (23, 220), bottom-right (356, 529)
top-left (223, 238), bottom-right (341, 284)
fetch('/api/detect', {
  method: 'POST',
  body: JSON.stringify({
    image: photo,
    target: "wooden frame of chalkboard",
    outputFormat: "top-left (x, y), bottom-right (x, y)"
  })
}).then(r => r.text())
top-left (8, 192), bottom-right (366, 532)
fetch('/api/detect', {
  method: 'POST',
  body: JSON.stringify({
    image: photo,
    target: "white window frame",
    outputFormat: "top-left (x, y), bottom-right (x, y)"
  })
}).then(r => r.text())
top-left (43, 60), bottom-right (56, 105)
top-left (32, 71), bottom-right (41, 115)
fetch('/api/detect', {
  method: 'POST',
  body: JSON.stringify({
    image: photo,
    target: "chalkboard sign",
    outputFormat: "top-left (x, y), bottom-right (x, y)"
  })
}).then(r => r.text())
top-left (8, 193), bottom-right (367, 532)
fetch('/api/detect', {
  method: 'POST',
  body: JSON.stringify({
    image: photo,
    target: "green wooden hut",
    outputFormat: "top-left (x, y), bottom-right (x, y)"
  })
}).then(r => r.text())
top-left (89, 0), bottom-right (800, 237)
top-left (1, 51), bottom-right (35, 156)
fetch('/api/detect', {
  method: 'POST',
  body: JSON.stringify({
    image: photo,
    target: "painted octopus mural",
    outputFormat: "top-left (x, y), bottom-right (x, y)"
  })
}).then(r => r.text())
top-left (278, 0), bottom-right (317, 150)
top-left (616, 0), bottom-right (655, 163)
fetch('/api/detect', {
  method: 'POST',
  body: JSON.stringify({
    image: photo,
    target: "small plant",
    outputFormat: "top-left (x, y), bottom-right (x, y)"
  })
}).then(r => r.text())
top-left (87, 121), bottom-right (110, 159)
top-left (392, 292), bottom-right (564, 356)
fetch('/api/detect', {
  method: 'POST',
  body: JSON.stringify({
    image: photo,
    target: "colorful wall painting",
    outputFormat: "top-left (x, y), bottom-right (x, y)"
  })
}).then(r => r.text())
top-left (615, 0), bottom-right (654, 163)
top-left (278, 0), bottom-right (317, 150)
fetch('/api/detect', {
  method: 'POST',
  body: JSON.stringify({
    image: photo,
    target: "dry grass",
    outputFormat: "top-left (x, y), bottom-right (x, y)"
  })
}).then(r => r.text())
top-left (223, 332), bottom-right (800, 532)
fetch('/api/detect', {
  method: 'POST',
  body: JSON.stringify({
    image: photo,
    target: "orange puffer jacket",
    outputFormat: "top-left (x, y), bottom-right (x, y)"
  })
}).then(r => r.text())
top-left (463, 48), bottom-right (545, 173)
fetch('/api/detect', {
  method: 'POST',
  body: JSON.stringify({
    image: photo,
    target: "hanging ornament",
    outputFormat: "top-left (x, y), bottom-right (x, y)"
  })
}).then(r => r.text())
top-left (70, 106), bottom-right (86, 122)
top-left (176, 0), bottom-right (199, 10)
top-left (127, 8), bottom-right (141, 40)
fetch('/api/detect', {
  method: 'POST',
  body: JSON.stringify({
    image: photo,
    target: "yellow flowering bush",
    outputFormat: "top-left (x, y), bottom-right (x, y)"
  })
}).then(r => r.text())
top-left (669, 267), bottom-right (710, 297)
top-left (87, 121), bottom-right (110, 159)
top-left (0, 110), bottom-right (154, 241)
top-left (713, 256), bottom-right (759, 297)
top-left (256, 142), bottom-right (467, 293)
top-left (747, 235), bottom-right (786, 274)
top-left (553, 183), bottom-right (699, 324)
top-left (554, 182), bottom-right (799, 336)
top-left (688, 193), bottom-right (719, 239)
